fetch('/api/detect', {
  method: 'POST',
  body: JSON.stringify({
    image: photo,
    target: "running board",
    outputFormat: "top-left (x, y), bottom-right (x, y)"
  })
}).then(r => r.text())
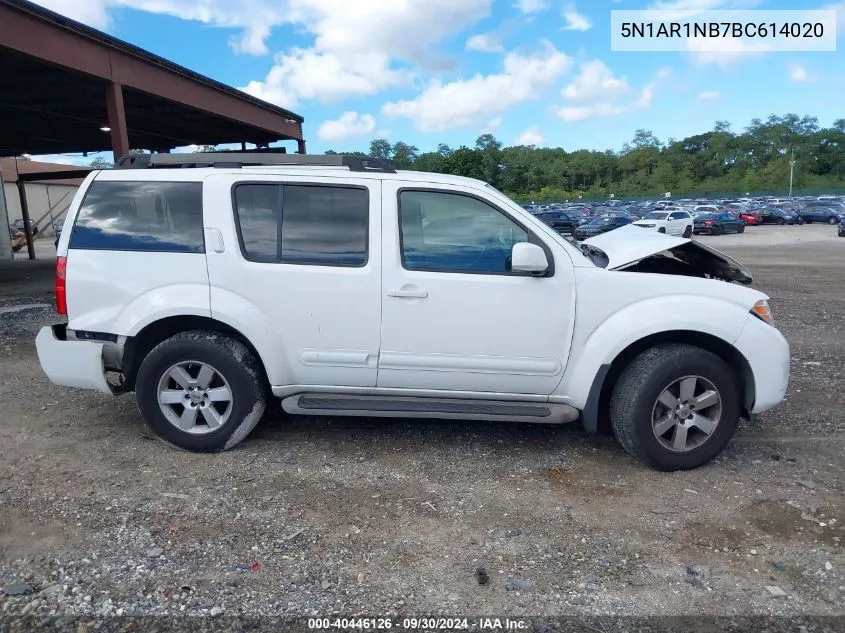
top-left (281, 394), bottom-right (579, 424)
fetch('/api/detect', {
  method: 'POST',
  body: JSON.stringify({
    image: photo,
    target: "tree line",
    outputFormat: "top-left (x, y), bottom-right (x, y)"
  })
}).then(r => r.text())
top-left (326, 114), bottom-right (845, 200)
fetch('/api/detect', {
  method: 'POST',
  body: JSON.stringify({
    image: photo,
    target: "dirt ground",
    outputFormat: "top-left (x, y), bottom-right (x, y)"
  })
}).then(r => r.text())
top-left (0, 225), bottom-right (843, 621)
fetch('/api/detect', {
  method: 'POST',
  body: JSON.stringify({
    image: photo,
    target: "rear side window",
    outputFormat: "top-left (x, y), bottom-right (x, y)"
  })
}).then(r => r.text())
top-left (70, 181), bottom-right (204, 253)
top-left (670, 212), bottom-right (688, 220)
top-left (233, 184), bottom-right (368, 267)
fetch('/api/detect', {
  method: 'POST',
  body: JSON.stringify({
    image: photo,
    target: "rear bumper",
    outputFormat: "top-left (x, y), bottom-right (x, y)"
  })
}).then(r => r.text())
top-left (733, 316), bottom-right (790, 414)
top-left (35, 325), bottom-right (114, 394)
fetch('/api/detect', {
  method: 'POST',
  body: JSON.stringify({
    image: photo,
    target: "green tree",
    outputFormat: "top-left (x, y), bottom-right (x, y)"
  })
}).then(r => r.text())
top-left (369, 139), bottom-right (392, 159)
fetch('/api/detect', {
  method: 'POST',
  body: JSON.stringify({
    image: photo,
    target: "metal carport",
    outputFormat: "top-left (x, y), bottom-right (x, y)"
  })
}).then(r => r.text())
top-left (0, 0), bottom-right (307, 260)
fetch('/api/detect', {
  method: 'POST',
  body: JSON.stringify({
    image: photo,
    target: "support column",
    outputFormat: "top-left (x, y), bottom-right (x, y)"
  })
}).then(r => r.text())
top-left (105, 82), bottom-right (130, 162)
top-left (297, 139), bottom-right (307, 155)
top-left (17, 179), bottom-right (35, 261)
top-left (0, 172), bottom-right (12, 260)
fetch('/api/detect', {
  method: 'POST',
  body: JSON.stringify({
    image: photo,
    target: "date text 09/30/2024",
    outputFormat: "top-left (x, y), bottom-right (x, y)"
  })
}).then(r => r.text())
top-left (307, 618), bottom-right (529, 630)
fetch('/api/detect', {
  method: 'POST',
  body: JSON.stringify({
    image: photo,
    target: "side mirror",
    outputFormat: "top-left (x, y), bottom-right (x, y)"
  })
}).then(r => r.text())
top-left (511, 242), bottom-right (548, 275)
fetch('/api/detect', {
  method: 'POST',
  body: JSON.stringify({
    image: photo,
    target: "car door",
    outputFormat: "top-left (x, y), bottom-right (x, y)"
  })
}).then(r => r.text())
top-left (203, 174), bottom-right (382, 389)
top-left (378, 182), bottom-right (575, 395)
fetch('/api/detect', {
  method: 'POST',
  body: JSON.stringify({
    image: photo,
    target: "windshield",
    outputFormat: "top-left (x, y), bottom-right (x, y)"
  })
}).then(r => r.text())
top-left (644, 212), bottom-right (669, 220)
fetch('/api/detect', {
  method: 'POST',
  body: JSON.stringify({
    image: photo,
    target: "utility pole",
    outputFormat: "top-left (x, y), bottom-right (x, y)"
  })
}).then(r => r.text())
top-left (789, 149), bottom-right (796, 197)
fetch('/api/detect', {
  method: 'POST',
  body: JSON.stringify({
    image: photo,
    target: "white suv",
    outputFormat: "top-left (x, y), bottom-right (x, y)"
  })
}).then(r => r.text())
top-left (632, 210), bottom-right (693, 237)
top-left (36, 153), bottom-right (790, 471)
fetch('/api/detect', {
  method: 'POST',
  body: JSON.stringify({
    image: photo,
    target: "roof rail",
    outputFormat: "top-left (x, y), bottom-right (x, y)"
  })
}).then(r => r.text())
top-left (115, 152), bottom-right (397, 173)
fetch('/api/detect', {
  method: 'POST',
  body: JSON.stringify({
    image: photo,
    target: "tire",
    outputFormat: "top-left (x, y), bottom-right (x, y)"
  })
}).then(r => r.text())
top-left (658, 227), bottom-right (666, 234)
top-left (135, 331), bottom-right (268, 452)
top-left (829, 216), bottom-right (839, 225)
top-left (609, 344), bottom-right (740, 471)
top-left (738, 224), bottom-right (745, 233)
top-left (682, 226), bottom-right (692, 238)
top-left (777, 218), bottom-right (786, 226)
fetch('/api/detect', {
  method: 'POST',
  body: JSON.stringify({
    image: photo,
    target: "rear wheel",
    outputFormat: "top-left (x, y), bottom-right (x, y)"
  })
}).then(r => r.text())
top-left (777, 218), bottom-right (786, 225)
top-left (682, 226), bottom-right (692, 238)
top-left (738, 224), bottom-right (745, 233)
top-left (610, 344), bottom-right (740, 471)
top-left (829, 216), bottom-right (839, 225)
top-left (136, 331), bottom-right (268, 452)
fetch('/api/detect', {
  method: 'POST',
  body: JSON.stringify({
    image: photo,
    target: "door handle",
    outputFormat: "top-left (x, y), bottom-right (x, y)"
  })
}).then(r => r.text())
top-left (205, 228), bottom-right (225, 253)
top-left (387, 288), bottom-right (428, 299)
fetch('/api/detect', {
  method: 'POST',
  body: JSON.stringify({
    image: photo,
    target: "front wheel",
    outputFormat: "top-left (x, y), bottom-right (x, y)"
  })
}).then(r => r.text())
top-left (777, 218), bottom-right (786, 226)
top-left (738, 224), bottom-right (745, 233)
top-left (682, 226), bottom-right (692, 238)
top-left (829, 216), bottom-right (839, 225)
top-left (658, 227), bottom-right (666, 234)
top-left (135, 331), bottom-right (268, 452)
top-left (609, 344), bottom-right (740, 471)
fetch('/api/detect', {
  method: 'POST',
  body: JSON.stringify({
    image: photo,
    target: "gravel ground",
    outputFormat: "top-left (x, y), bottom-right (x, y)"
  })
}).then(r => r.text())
top-left (0, 226), bottom-right (843, 625)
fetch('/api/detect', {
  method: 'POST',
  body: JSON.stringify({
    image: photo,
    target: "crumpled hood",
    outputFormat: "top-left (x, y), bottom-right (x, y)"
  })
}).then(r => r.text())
top-left (581, 225), bottom-right (753, 284)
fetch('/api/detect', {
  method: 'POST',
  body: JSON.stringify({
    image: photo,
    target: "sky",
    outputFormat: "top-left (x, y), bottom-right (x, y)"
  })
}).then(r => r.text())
top-left (27, 0), bottom-right (845, 163)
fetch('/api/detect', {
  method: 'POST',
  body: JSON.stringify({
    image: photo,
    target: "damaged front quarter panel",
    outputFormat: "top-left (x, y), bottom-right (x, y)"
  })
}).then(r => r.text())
top-left (580, 225), bottom-right (753, 284)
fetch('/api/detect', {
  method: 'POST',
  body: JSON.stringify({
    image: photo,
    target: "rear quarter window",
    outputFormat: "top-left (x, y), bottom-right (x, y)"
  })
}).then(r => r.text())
top-left (70, 181), bottom-right (204, 253)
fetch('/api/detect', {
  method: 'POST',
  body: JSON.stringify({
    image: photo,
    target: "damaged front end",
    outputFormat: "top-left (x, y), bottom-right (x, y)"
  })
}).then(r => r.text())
top-left (580, 225), bottom-right (753, 285)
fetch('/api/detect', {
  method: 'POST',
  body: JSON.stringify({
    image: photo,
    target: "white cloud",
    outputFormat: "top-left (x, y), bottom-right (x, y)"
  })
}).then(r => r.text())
top-left (229, 24), bottom-right (271, 55)
top-left (562, 4), bottom-right (592, 31)
top-left (466, 33), bottom-right (504, 53)
top-left (514, 0), bottom-right (549, 15)
top-left (483, 118), bottom-right (504, 133)
top-left (375, 129), bottom-right (391, 138)
top-left (826, 1), bottom-right (845, 29)
top-left (553, 66), bottom-right (671, 122)
top-left (788, 62), bottom-right (816, 83)
top-left (646, 0), bottom-right (761, 20)
top-left (240, 50), bottom-right (409, 108)
top-left (30, 0), bottom-right (494, 68)
top-left (317, 112), bottom-right (376, 142)
top-left (31, 0), bottom-right (111, 28)
top-left (239, 0), bottom-right (493, 104)
top-left (697, 90), bottom-right (720, 101)
top-left (688, 36), bottom-right (768, 68)
top-left (382, 42), bottom-right (572, 132)
top-left (562, 60), bottom-right (629, 102)
top-left (514, 126), bottom-right (544, 146)
top-left (554, 103), bottom-right (628, 123)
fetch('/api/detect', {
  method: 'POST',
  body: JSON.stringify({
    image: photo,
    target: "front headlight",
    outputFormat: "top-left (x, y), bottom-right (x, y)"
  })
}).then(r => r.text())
top-left (751, 300), bottom-right (774, 326)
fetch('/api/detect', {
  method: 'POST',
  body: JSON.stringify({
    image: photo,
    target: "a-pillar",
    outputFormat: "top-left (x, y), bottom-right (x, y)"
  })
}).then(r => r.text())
top-left (105, 82), bottom-right (130, 162)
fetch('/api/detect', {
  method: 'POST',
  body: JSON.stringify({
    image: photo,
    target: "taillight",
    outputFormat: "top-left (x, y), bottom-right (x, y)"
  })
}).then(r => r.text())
top-left (705, 220), bottom-right (715, 226)
top-left (56, 256), bottom-right (67, 315)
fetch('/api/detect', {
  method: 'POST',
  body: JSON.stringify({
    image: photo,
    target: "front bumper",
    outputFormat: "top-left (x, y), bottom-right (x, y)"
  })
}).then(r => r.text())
top-left (35, 325), bottom-right (114, 394)
top-left (733, 316), bottom-right (790, 414)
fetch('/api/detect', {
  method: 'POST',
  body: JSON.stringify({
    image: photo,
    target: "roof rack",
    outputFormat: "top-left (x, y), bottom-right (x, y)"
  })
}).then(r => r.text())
top-left (115, 152), bottom-right (397, 173)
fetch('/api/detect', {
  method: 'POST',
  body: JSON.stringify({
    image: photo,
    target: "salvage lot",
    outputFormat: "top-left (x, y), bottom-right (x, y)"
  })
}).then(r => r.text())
top-left (0, 224), bottom-right (843, 617)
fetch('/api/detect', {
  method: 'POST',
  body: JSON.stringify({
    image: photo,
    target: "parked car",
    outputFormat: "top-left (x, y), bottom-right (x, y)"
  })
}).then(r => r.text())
top-left (632, 210), bottom-right (693, 237)
top-left (533, 210), bottom-right (585, 235)
top-left (9, 225), bottom-right (24, 252)
top-left (573, 215), bottom-right (635, 240)
top-left (35, 152), bottom-right (790, 472)
top-left (740, 211), bottom-right (762, 226)
top-left (13, 218), bottom-right (38, 235)
top-left (756, 207), bottom-right (802, 225)
top-left (53, 218), bottom-right (65, 248)
top-left (693, 213), bottom-right (746, 235)
top-left (796, 203), bottom-right (845, 225)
